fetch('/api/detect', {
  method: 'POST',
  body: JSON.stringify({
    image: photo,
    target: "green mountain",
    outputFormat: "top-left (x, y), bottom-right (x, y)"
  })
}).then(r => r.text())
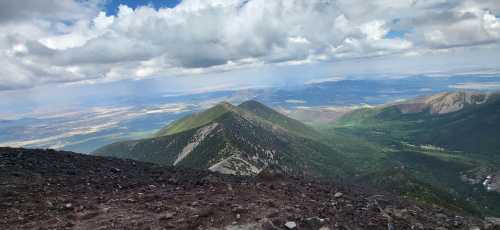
top-left (324, 92), bottom-right (500, 216)
top-left (334, 92), bottom-right (500, 162)
top-left (155, 102), bottom-right (234, 137)
top-left (238, 100), bottom-right (321, 138)
top-left (94, 101), bottom-right (348, 177)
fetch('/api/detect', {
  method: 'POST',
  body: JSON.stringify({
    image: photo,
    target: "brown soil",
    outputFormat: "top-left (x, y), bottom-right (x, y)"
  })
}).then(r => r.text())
top-left (0, 147), bottom-right (492, 230)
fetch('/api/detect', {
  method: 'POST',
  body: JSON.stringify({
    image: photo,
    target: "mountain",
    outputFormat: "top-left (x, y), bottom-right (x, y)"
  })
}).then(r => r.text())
top-left (94, 100), bottom-right (348, 177)
top-left (326, 91), bottom-right (500, 216)
top-left (334, 92), bottom-right (500, 161)
top-left (393, 92), bottom-right (491, 115)
top-left (155, 102), bottom-right (234, 137)
top-left (3, 147), bottom-right (493, 230)
top-left (237, 100), bottom-right (321, 138)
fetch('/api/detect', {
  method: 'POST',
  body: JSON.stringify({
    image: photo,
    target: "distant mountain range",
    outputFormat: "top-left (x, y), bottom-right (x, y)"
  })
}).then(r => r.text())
top-left (94, 92), bottom-right (500, 216)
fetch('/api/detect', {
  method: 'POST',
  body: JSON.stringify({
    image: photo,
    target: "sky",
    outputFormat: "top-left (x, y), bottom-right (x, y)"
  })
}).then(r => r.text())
top-left (1, 0), bottom-right (500, 114)
top-left (104, 0), bottom-right (182, 15)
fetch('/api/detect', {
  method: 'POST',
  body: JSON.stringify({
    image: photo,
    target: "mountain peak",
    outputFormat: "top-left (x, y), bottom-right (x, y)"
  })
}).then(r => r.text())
top-left (239, 99), bottom-right (320, 138)
top-left (239, 99), bottom-right (265, 107)
top-left (238, 99), bottom-right (274, 112)
top-left (216, 101), bottom-right (235, 108)
top-left (155, 102), bottom-right (238, 137)
top-left (96, 99), bottom-right (330, 178)
top-left (395, 91), bottom-right (493, 114)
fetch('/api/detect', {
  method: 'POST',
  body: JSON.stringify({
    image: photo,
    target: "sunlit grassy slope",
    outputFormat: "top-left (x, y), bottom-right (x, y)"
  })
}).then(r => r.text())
top-left (155, 102), bottom-right (234, 137)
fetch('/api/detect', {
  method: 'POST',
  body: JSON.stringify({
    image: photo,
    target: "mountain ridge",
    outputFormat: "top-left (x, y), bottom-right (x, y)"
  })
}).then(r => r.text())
top-left (94, 100), bottom-right (348, 177)
top-left (391, 91), bottom-right (498, 115)
top-left (238, 100), bottom-right (321, 138)
top-left (328, 91), bottom-right (500, 216)
top-left (155, 101), bottom-right (236, 137)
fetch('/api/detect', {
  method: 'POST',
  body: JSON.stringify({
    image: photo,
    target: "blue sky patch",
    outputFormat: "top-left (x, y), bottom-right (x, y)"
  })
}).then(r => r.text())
top-left (105, 0), bottom-right (182, 15)
top-left (386, 30), bottom-right (407, 39)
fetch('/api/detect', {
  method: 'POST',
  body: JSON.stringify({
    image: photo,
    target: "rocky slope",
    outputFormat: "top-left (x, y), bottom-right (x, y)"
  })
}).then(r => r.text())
top-left (1, 147), bottom-right (496, 230)
top-left (393, 92), bottom-right (494, 114)
top-left (94, 101), bottom-right (347, 177)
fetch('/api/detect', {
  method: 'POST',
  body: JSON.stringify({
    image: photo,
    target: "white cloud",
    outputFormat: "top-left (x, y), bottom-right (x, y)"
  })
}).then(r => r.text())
top-left (305, 76), bottom-right (345, 85)
top-left (449, 82), bottom-right (500, 90)
top-left (484, 11), bottom-right (500, 38)
top-left (361, 21), bottom-right (388, 41)
top-left (0, 0), bottom-right (499, 90)
top-left (39, 12), bottom-right (115, 50)
top-left (0, 0), bottom-right (102, 23)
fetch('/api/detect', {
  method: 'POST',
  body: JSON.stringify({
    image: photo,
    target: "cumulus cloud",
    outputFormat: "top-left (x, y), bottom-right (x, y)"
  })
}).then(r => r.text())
top-left (0, 0), bottom-right (500, 90)
top-left (0, 0), bottom-right (101, 23)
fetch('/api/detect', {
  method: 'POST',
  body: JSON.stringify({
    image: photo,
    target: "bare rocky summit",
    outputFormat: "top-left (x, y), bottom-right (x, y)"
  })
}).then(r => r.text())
top-left (394, 92), bottom-right (493, 114)
top-left (0, 147), bottom-right (496, 230)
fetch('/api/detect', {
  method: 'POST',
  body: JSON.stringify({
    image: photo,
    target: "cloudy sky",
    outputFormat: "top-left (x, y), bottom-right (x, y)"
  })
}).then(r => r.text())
top-left (0, 0), bottom-right (500, 96)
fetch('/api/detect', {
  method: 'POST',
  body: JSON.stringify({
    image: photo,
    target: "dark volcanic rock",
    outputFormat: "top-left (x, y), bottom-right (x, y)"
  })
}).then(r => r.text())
top-left (0, 147), bottom-right (490, 230)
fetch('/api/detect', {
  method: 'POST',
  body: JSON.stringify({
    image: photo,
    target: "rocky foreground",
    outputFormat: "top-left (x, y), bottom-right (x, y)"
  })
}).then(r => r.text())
top-left (0, 148), bottom-right (496, 230)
